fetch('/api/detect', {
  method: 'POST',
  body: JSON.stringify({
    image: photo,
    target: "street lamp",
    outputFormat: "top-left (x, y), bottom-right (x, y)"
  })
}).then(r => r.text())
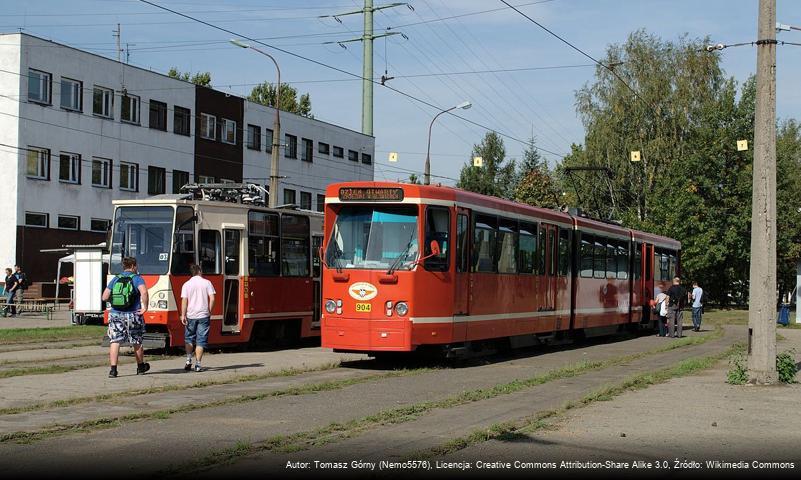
top-left (424, 101), bottom-right (471, 185)
top-left (230, 39), bottom-right (282, 207)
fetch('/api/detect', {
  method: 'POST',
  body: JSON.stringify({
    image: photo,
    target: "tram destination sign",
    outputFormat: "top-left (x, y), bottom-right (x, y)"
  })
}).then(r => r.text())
top-left (338, 187), bottom-right (404, 202)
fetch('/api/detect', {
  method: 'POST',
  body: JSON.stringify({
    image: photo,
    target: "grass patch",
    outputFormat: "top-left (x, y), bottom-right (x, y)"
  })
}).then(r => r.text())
top-left (410, 343), bottom-right (745, 459)
top-left (1, 368), bottom-right (430, 444)
top-left (173, 328), bottom-right (725, 474)
top-left (0, 363), bottom-right (107, 379)
top-left (0, 326), bottom-right (106, 345)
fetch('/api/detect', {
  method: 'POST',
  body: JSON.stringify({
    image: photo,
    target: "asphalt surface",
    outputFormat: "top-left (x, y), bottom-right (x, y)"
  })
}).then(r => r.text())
top-left (0, 325), bottom-right (744, 478)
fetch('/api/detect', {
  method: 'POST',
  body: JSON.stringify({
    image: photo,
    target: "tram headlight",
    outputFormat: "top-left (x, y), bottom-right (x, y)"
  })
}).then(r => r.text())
top-left (395, 301), bottom-right (409, 317)
top-left (325, 299), bottom-right (337, 314)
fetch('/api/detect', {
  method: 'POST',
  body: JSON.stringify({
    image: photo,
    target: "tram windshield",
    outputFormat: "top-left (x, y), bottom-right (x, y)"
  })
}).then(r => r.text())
top-left (326, 205), bottom-right (419, 271)
top-left (110, 206), bottom-right (174, 274)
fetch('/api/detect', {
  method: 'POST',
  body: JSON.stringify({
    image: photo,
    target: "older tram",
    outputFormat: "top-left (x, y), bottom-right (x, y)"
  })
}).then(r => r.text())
top-left (320, 182), bottom-right (679, 354)
top-left (107, 184), bottom-right (322, 348)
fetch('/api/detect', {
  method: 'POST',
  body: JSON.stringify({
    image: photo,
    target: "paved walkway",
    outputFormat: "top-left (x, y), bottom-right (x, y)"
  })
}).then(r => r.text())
top-left (0, 310), bottom-right (74, 329)
top-left (0, 327), bottom-right (736, 478)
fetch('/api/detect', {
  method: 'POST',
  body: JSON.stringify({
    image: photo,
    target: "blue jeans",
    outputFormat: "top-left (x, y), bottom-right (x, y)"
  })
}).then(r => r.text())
top-left (185, 317), bottom-right (211, 348)
top-left (692, 307), bottom-right (703, 329)
top-left (4, 291), bottom-right (15, 315)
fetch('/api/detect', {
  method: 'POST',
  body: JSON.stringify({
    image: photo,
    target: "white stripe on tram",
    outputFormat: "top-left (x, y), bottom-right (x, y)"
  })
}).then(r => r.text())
top-left (409, 307), bottom-right (629, 324)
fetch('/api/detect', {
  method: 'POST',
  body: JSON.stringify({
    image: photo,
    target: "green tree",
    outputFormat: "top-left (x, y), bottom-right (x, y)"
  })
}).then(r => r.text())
top-left (407, 173), bottom-right (420, 184)
top-left (776, 119), bottom-right (801, 297)
top-left (514, 137), bottom-right (559, 208)
top-left (247, 82), bottom-right (313, 118)
top-left (457, 131), bottom-right (516, 199)
top-left (167, 67), bottom-right (211, 87)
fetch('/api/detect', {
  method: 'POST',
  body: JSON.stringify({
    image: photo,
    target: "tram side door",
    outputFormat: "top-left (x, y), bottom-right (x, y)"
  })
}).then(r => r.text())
top-left (311, 234), bottom-right (323, 329)
top-left (454, 208), bottom-right (470, 316)
top-left (222, 229), bottom-right (243, 334)
top-left (542, 223), bottom-right (558, 311)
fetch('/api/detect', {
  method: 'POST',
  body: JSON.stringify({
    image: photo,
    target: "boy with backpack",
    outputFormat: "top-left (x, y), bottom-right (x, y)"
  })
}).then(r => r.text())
top-left (101, 256), bottom-right (150, 378)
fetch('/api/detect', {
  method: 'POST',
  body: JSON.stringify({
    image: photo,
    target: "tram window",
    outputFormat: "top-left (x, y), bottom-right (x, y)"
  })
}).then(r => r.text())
top-left (617, 242), bottom-right (629, 279)
top-left (659, 252), bottom-right (669, 281)
top-left (496, 218), bottom-right (517, 274)
top-left (645, 246), bottom-right (653, 280)
top-left (199, 230), bottom-right (221, 274)
top-left (312, 235), bottom-right (323, 277)
top-left (248, 211), bottom-right (280, 276)
top-left (518, 222), bottom-right (536, 274)
top-left (472, 215), bottom-right (496, 273)
top-left (606, 241), bottom-right (617, 279)
top-left (580, 233), bottom-right (594, 278)
top-left (281, 214), bottom-right (310, 277)
top-left (456, 214), bottom-right (469, 273)
top-left (668, 253), bottom-right (676, 279)
top-left (633, 243), bottom-right (642, 280)
top-left (171, 206), bottom-right (196, 275)
top-left (537, 226), bottom-right (547, 275)
top-left (424, 207), bottom-right (450, 271)
top-left (593, 238), bottom-right (606, 279)
top-left (558, 229), bottom-right (570, 276)
top-left (547, 228), bottom-right (557, 276)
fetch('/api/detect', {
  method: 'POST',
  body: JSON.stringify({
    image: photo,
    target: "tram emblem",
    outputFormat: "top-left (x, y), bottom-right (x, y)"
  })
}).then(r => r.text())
top-left (349, 282), bottom-right (378, 301)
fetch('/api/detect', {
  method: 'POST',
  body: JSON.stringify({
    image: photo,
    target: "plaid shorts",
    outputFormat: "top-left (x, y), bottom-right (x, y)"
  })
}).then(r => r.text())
top-left (108, 311), bottom-right (145, 345)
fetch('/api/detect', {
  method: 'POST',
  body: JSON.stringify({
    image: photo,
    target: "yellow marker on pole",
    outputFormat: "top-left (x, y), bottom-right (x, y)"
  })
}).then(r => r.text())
top-left (737, 140), bottom-right (748, 151)
top-left (473, 156), bottom-right (483, 167)
top-left (630, 151), bottom-right (641, 162)
top-left (388, 152), bottom-right (398, 162)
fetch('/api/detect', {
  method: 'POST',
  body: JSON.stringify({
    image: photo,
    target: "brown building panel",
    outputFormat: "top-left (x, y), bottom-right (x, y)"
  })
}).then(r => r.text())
top-left (16, 226), bottom-right (105, 282)
top-left (194, 86), bottom-right (244, 182)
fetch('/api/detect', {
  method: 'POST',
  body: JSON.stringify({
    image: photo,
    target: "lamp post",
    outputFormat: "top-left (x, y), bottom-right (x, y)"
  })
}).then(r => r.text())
top-left (424, 101), bottom-right (471, 185)
top-left (231, 39), bottom-right (281, 207)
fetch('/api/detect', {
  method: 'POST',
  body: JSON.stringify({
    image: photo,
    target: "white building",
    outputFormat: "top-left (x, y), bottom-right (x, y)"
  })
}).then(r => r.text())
top-left (0, 33), bottom-right (374, 282)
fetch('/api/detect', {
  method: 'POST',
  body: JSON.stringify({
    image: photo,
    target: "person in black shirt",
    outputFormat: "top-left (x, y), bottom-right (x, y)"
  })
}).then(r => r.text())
top-left (3, 268), bottom-right (18, 317)
top-left (13, 265), bottom-right (27, 315)
top-left (666, 276), bottom-right (687, 338)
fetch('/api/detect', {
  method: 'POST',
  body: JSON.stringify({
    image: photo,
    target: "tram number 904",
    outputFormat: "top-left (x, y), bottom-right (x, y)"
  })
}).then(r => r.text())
top-left (355, 303), bottom-right (372, 312)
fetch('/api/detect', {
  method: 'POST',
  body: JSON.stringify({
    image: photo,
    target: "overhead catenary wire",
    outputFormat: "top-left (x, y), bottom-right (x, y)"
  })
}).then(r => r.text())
top-left (135, 0), bottom-right (564, 158)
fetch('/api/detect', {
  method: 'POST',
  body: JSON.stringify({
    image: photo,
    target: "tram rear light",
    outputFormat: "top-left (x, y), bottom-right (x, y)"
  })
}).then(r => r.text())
top-left (325, 299), bottom-right (337, 314)
top-left (386, 300), bottom-right (393, 317)
top-left (395, 301), bottom-right (409, 316)
top-left (157, 300), bottom-right (168, 309)
top-left (336, 299), bottom-right (343, 307)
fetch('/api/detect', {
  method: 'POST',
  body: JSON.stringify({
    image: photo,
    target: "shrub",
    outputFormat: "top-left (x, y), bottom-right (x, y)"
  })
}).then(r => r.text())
top-left (776, 350), bottom-right (798, 384)
top-left (727, 353), bottom-right (748, 385)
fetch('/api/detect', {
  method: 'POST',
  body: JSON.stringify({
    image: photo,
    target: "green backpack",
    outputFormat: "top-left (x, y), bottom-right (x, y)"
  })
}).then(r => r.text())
top-left (110, 274), bottom-right (138, 310)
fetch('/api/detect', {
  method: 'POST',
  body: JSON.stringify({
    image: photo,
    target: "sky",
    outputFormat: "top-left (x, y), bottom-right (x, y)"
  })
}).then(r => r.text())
top-left (2, 0), bottom-right (801, 185)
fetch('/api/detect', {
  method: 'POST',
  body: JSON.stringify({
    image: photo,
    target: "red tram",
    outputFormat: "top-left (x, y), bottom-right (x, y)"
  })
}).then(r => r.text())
top-left (106, 184), bottom-right (323, 348)
top-left (320, 182), bottom-right (680, 354)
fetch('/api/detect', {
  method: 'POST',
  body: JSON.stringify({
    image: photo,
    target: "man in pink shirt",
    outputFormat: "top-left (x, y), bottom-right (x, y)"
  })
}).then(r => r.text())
top-left (180, 264), bottom-right (216, 372)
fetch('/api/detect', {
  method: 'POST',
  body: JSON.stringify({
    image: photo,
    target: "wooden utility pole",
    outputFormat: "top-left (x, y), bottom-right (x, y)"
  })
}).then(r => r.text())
top-left (747, 0), bottom-right (778, 384)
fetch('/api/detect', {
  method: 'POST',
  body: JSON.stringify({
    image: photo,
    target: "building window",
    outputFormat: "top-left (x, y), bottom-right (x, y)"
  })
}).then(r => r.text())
top-left (283, 188), bottom-right (296, 205)
top-left (148, 100), bottom-right (167, 131)
top-left (26, 146), bottom-right (50, 180)
top-left (57, 215), bottom-right (80, 231)
top-left (92, 86), bottom-right (113, 118)
top-left (247, 124), bottom-right (261, 150)
top-left (25, 212), bottom-right (48, 228)
top-left (333, 146), bottom-right (344, 158)
top-left (197, 175), bottom-right (215, 184)
top-left (300, 191), bottom-right (312, 210)
top-left (318, 142), bottom-right (330, 155)
top-left (91, 157), bottom-right (111, 188)
top-left (265, 129), bottom-right (273, 153)
top-left (60, 77), bottom-right (82, 111)
top-left (301, 138), bottom-right (313, 162)
top-left (316, 194), bottom-right (325, 213)
top-left (148, 166), bottom-right (166, 195)
top-left (200, 113), bottom-right (216, 140)
top-left (347, 150), bottom-right (359, 162)
top-left (59, 152), bottom-right (81, 184)
top-left (222, 118), bottom-right (236, 145)
top-left (361, 153), bottom-right (372, 165)
top-left (90, 218), bottom-right (111, 232)
top-left (119, 162), bottom-right (138, 191)
top-left (121, 94), bottom-right (140, 124)
top-left (173, 170), bottom-right (189, 193)
top-left (285, 134), bottom-right (297, 158)
top-left (28, 69), bottom-right (51, 104)
top-left (174, 106), bottom-right (191, 136)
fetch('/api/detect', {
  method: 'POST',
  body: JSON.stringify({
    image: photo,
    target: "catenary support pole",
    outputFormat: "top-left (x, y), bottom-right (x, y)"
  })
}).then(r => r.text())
top-left (362, 0), bottom-right (373, 136)
top-left (747, 0), bottom-right (778, 384)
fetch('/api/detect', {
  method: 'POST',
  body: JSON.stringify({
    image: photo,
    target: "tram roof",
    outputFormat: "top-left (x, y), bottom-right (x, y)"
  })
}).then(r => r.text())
top-left (111, 196), bottom-right (323, 216)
